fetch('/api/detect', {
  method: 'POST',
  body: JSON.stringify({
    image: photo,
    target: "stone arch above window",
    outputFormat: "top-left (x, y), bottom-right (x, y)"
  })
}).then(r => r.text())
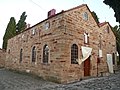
top-left (71, 44), bottom-right (78, 64)
top-left (32, 46), bottom-right (36, 62)
top-left (20, 49), bottom-right (23, 63)
top-left (43, 44), bottom-right (49, 64)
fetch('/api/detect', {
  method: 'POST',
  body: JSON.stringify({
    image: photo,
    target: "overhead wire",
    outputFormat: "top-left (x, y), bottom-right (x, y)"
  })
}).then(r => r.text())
top-left (29, 0), bottom-right (47, 12)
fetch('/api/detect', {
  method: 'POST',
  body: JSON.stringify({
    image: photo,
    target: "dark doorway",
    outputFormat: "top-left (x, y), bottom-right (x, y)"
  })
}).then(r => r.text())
top-left (84, 56), bottom-right (90, 76)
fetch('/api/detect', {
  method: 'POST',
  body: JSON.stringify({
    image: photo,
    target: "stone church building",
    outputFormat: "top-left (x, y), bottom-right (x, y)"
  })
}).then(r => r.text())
top-left (5, 4), bottom-right (117, 83)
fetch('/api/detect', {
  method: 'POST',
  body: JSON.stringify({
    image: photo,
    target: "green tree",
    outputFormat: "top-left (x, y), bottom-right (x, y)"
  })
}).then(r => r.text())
top-left (103, 0), bottom-right (120, 23)
top-left (91, 11), bottom-right (100, 24)
top-left (112, 26), bottom-right (120, 62)
top-left (2, 17), bottom-right (16, 50)
top-left (16, 12), bottom-right (27, 33)
top-left (104, 0), bottom-right (120, 61)
top-left (2, 12), bottom-right (27, 50)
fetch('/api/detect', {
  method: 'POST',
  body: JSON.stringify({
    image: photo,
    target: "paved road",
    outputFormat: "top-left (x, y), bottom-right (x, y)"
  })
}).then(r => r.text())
top-left (0, 68), bottom-right (120, 90)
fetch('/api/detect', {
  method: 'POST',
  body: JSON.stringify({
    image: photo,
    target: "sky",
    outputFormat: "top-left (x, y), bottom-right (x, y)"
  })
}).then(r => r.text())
top-left (0, 0), bottom-right (119, 48)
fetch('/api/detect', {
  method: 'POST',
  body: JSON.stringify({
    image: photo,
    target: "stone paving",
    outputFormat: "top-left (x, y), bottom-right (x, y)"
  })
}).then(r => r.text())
top-left (0, 68), bottom-right (120, 90)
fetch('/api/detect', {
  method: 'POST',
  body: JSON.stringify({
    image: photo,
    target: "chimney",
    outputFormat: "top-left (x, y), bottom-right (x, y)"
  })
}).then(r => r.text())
top-left (48, 9), bottom-right (56, 18)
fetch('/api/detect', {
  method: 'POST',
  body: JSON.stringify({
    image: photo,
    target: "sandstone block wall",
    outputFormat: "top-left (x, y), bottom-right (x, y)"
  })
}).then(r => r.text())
top-left (0, 49), bottom-right (5, 68)
top-left (5, 4), bottom-right (117, 83)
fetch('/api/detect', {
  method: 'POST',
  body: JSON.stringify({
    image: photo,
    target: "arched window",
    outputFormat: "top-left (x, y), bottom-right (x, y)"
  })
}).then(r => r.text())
top-left (71, 44), bottom-right (78, 64)
top-left (32, 46), bottom-right (36, 62)
top-left (20, 49), bottom-right (23, 63)
top-left (43, 44), bottom-right (49, 63)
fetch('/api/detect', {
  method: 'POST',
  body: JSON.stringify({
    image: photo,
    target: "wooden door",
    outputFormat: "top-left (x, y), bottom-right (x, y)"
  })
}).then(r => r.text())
top-left (84, 56), bottom-right (90, 76)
